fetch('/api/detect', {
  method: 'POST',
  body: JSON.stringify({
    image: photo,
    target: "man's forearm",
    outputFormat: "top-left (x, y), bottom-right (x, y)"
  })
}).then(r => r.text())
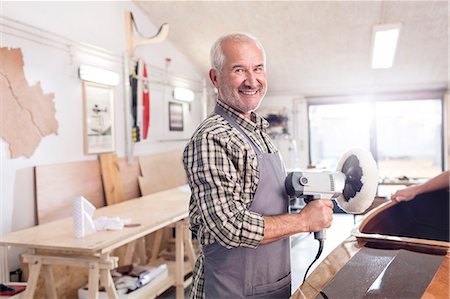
top-left (260, 199), bottom-right (334, 245)
top-left (261, 214), bottom-right (307, 244)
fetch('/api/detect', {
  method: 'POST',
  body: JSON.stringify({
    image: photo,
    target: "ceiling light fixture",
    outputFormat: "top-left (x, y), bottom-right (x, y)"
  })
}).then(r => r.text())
top-left (78, 65), bottom-right (120, 86)
top-left (173, 87), bottom-right (194, 102)
top-left (371, 23), bottom-right (401, 69)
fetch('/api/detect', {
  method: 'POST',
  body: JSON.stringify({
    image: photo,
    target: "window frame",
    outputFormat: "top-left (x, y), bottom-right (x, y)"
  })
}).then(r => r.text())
top-left (306, 91), bottom-right (445, 178)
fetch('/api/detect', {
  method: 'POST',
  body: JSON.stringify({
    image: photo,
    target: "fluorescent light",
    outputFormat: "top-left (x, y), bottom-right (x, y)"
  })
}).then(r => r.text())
top-left (173, 87), bottom-right (194, 102)
top-left (78, 65), bottom-right (120, 86)
top-left (371, 23), bottom-right (401, 69)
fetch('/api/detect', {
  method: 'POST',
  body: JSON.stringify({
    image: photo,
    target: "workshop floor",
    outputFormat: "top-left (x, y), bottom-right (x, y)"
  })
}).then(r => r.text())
top-left (157, 214), bottom-right (356, 298)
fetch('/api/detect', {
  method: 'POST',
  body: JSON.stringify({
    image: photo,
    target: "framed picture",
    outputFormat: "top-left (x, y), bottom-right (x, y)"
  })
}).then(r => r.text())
top-left (82, 82), bottom-right (115, 154)
top-left (169, 101), bottom-right (183, 131)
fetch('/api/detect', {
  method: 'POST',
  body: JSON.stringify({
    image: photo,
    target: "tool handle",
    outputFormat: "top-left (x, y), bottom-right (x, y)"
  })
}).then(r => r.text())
top-left (314, 229), bottom-right (326, 240)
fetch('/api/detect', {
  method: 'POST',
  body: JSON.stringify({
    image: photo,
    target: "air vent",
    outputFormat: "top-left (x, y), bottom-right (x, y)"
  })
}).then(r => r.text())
top-left (329, 174), bottom-right (335, 191)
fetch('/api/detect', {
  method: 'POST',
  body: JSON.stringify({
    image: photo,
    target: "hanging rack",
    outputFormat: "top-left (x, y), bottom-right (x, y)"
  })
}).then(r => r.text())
top-left (123, 11), bottom-right (169, 164)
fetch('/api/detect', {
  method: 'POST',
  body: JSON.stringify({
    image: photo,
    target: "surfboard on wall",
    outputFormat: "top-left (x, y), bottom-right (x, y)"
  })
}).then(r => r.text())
top-left (130, 60), bottom-right (140, 142)
top-left (142, 63), bottom-right (150, 140)
top-left (130, 58), bottom-right (151, 142)
top-left (136, 58), bottom-right (144, 142)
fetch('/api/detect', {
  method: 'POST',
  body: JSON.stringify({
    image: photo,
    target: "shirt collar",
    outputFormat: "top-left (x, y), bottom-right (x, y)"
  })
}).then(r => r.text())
top-left (216, 100), bottom-right (269, 131)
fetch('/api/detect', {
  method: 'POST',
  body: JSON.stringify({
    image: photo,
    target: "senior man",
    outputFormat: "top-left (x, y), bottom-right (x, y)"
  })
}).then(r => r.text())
top-left (183, 33), bottom-right (333, 298)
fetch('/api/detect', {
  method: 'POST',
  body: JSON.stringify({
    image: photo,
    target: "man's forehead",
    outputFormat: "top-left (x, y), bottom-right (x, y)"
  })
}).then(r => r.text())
top-left (222, 37), bottom-right (257, 52)
top-left (222, 39), bottom-right (264, 64)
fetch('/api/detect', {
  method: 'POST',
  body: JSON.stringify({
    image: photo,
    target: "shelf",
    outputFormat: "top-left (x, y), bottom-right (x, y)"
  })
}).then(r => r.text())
top-left (0, 283), bottom-right (26, 299)
top-left (78, 259), bottom-right (193, 299)
top-left (128, 259), bottom-right (192, 299)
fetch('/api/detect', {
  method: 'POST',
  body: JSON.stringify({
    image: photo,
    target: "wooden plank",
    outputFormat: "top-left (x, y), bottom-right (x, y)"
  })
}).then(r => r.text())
top-left (87, 262), bottom-right (100, 299)
top-left (22, 256), bottom-right (42, 298)
top-left (139, 150), bottom-right (187, 194)
top-left (138, 150), bottom-right (186, 264)
top-left (43, 265), bottom-right (57, 299)
top-left (21, 255), bottom-right (89, 299)
top-left (175, 221), bottom-right (184, 299)
top-left (36, 160), bottom-right (105, 224)
top-left (101, 155), bottom-right (141, 266)
top-left (118, 157), bottom-right (141, 200)
top-left (138, 176), bottom-right (155, 197)
top-left (100, 268), bottom-right (119, 299)
top-left (99, 153), bottom-right (125, 206)
top-left (423, 254), bottom-right (449, 299)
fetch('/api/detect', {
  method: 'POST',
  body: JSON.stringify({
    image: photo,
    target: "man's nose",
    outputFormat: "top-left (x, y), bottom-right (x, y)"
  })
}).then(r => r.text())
top-left (244, 72), bottom-right (258, 88)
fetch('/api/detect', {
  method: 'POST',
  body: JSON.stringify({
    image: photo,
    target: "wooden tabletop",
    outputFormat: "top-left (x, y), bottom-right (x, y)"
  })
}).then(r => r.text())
top-left (0, 187), bottom-right (190, 254)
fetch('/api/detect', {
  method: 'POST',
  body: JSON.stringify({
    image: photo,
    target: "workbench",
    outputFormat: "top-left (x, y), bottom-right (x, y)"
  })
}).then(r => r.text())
top-left (0, 187), bottom-right (195, 299)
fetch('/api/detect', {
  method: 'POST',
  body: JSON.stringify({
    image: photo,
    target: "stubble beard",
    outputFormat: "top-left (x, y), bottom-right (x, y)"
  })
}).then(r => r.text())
top-left (219, 82), bottom-right (266, 114)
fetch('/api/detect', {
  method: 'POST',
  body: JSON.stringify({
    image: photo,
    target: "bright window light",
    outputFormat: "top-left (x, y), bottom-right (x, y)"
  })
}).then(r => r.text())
top-left (173, 87), bottom-right (194, 102)
top-left (371, 23), bottom-right (401, 69)
top-left (78, 65), bottom-right (120, 86)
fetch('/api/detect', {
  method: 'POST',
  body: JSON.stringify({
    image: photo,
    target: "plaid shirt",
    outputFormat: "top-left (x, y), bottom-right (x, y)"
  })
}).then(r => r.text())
top-left (183, 100), bottom-right (278, 299)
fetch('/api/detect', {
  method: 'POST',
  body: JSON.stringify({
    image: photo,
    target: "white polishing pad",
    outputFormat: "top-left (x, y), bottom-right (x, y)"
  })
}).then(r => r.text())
top-left (335, 148), bottom-right (379, 214)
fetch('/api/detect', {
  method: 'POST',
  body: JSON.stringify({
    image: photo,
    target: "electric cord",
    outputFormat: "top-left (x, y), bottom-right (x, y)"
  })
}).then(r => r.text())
top-left (303, 238), bottom-right (324, 283)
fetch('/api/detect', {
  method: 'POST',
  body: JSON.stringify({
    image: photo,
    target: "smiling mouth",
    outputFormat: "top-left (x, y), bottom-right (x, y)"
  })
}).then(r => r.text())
top-left (239, 90), bottom-right (258, 95)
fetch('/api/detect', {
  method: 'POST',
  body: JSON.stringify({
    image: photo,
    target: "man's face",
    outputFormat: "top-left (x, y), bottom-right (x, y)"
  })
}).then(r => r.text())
top-left (210, 39), bottom-right (267, 116)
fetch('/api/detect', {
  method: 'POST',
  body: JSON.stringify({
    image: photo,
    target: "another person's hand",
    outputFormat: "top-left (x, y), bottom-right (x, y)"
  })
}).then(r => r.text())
top-left (299, 199), bottom-right (334, 232)
top-left (391, 171), bottom-right (449, 202)
top-left (391, 185), bottom-right (420, 202)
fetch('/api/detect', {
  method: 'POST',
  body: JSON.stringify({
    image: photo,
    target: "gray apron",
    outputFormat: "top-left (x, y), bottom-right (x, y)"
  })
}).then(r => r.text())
top-left (203, 105), bottom-right (291, 298)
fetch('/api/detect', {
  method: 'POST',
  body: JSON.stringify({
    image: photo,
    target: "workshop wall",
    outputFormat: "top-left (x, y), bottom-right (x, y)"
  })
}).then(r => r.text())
top-left (1, 1), bottom-right (204, 275)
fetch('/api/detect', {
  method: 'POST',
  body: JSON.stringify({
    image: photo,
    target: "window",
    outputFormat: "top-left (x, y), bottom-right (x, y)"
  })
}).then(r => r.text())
top-left (308, 98), bottom-right (443, 179)
top-left (309, 103), bottom-right (372, 169)
top-left (375, 100), bottom-right (442, 178)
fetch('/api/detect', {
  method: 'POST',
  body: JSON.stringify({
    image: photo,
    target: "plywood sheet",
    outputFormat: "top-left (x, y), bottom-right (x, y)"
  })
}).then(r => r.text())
top-left (139, 150), bottom-right (187, 194)
top-left (36, 160), bottom-right (105, 224)
top-left (99, 153), bottom-right (125, 206)
top-left (118, 157), bottom-right (141, 200)
top-left (138, 176), bottom-right (158, 197)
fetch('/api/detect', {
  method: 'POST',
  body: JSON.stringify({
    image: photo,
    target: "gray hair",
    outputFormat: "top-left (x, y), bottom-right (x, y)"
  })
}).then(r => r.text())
top-left (210, 32), bottom-right (266, 73)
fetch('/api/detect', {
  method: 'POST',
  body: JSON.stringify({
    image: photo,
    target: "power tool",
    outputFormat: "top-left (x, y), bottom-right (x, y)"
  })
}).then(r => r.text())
top-left (285, 148), bottom-right (379, 240)
top-left (285, 148), bottom-right (379, 281)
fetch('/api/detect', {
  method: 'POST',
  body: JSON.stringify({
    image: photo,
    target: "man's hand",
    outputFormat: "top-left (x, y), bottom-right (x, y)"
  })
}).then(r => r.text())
top-left (262, 198), bottom-right (334, 244)
top-left (298, 199), bottom-right (334, 232)
top-left (391, 186), bottom-right (420, 202)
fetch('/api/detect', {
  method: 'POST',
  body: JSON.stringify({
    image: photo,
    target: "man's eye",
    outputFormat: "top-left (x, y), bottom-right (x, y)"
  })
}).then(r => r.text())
top-left (235, 68), bottom-right (244, 73)
top-left (255, 66), bottom-right (264, 72)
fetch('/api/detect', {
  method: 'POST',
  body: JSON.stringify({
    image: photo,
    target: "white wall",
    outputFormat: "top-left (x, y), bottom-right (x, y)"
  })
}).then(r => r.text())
top-left (1, 1), bottom-right (204, 277)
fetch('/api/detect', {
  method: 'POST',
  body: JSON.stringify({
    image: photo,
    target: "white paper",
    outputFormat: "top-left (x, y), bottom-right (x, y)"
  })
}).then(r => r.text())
top-left (72, 196), bottom-right (96, 238)
top-left (94, 216), bottom-right (131, 231)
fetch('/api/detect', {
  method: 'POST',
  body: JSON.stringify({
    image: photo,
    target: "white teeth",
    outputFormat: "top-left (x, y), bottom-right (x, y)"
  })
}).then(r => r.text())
top-left (240, 90), bottom-right (257, 95)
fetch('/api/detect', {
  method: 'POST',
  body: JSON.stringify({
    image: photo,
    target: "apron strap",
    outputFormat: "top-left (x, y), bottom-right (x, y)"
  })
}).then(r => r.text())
top-left (214, 104), bottom-right (262, 155)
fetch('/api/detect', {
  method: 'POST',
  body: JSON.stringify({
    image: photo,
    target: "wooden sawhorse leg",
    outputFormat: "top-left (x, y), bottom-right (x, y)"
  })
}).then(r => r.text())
top-left (22, 256), bottom-right (43, 299)
top-left (22, 252), bottom-right (118, 299)
top-left (175, 220), bottom-right (185, 299)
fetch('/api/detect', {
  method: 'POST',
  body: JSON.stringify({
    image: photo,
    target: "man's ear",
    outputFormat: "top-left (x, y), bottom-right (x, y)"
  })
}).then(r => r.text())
top-left (209, 69), bottom-right (219, 89)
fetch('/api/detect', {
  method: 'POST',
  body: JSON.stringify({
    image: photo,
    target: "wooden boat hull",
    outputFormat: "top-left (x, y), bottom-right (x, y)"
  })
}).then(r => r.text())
top-left (293, 189), bottom-right (449, 299)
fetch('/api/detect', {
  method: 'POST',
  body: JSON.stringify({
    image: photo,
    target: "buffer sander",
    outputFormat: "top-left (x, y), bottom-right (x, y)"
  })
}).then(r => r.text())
top-left (285, 148), bottom-right (379, 240)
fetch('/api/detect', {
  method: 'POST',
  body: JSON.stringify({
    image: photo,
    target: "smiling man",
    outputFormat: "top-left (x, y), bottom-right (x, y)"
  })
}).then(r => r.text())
top-left (183, 33), bottom-right (333, 298)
